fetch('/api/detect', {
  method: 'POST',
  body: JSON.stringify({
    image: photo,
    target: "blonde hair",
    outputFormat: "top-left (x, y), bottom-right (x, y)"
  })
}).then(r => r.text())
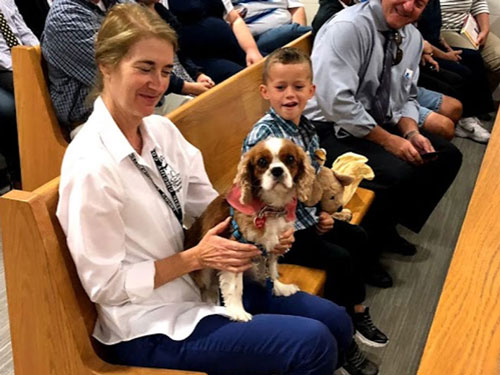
top-left (262, 47), bottom-right (313, 84)
top-left (89, 3), bottom-right (178, 101)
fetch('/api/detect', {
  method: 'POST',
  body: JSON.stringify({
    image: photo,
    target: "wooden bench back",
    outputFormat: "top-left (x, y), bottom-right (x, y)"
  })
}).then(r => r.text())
top-left (0, 180), bottom-right (205, 375)
top-left (12, 45), bottom-right (68, 191)
top-left (12, 34), bottom-right (312, 192)
top-left (168, 32), bottom-right (313, 193)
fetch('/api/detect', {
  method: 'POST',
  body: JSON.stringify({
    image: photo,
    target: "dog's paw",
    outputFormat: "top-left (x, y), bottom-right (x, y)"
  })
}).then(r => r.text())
top-left (226, 306), bottom-right (253, 322)
top-left (333, 208), bottom-right (352, 222)
top-left (273, 280), bottom-right (300, 297)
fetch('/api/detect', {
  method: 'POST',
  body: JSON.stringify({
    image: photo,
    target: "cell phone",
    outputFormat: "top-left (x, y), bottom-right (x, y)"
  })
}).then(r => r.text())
top-left (421, 151), bottom-right (440, 161)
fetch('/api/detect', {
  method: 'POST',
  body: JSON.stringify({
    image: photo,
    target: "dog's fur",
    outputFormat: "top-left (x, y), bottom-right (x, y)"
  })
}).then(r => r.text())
top-left (184, 138), bottom-right (315, 321)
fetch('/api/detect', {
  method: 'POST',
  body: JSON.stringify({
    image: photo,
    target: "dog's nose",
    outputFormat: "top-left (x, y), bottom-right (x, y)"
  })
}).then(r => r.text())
top-left (271, 167), bottom-right (284, 177)
top-left (336, 205), bottom-right (343, 213)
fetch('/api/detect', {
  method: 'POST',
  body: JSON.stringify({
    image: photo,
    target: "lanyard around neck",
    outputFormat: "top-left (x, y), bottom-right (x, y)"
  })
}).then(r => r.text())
top-left (129, 149), bottom-right (183, 226)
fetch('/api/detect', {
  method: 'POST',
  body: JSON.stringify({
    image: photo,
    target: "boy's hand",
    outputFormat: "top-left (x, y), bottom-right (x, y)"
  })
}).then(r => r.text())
top-left (272, 227), bottom-right (295, 255)
top-left (315, 211), bottom-right (334, 235)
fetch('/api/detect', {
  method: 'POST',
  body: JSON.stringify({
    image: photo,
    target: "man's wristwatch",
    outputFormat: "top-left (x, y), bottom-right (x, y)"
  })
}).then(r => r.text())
top-left (403, 130), bottom-right (419, 140)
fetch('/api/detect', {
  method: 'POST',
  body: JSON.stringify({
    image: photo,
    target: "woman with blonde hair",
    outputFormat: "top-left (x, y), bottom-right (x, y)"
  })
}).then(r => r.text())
top-left (56, 3), bottom-right (353, 375)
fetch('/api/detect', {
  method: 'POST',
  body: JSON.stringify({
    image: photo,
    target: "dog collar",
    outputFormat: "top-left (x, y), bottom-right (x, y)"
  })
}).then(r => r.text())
top-left (226, 185), bottom-right (297, 229)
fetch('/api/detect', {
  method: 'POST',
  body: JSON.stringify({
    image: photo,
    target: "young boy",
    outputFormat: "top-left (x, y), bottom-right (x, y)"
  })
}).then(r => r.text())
top-left (242, 47), bottom-right (387, 375)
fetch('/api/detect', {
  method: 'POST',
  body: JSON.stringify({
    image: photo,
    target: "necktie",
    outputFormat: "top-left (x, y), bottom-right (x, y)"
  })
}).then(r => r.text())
top-left (0, 10), bottom-right (19, 49)
top-left (370, 31), bottom-right (395, 126)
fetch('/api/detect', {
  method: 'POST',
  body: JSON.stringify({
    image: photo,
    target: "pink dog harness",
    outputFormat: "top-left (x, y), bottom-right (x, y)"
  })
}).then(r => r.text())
top-left (226, 185), bottom-right (297, 229)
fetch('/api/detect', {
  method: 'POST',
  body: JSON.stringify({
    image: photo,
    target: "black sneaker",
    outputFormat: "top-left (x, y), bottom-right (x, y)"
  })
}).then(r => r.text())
top-left (385, 229), bottom-right (417, 256)
top-left (339, 341), bottom-right (379, 375)
top-left (352, 307), bottom-right (389, 347)
top-left (365, 263), bottom-right (393, 288)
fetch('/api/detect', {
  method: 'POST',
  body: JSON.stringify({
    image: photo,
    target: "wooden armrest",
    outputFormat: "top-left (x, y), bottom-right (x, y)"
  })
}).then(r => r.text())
top-left (347, 187), bottom-right (375, 225)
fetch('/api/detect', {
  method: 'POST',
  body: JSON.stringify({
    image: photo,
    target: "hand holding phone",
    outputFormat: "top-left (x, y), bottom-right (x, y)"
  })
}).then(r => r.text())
top-left (421, 151), bottom-right (440, 161)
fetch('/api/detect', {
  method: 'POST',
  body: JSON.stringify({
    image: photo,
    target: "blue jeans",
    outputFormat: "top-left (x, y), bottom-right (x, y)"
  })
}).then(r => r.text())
top-left (256, 23), bottom-right (312, 55)
top-left (97, 280), bottom-right (353, 375)
top-left (417, 87), bottom-right (443, 125)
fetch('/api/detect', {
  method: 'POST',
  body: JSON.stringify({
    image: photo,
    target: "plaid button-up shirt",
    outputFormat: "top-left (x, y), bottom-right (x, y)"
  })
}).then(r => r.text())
top-left (42, 0), bottom-right (114, 129)
top-left (242, 108), bottom-right (321, 231)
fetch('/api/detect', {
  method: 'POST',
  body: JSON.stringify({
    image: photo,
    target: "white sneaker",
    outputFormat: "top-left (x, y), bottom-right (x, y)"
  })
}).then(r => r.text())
top-left (455, 117), bottom-right (490, 143)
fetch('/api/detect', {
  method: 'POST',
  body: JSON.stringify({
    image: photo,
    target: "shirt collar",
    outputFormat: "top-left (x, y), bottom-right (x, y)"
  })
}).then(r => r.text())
top-left (91, 97), bottom-right (159, 163)
top-left (369, 0), bottom-right (392, 33)
top-left (268, 107), bottom-right (316, 138)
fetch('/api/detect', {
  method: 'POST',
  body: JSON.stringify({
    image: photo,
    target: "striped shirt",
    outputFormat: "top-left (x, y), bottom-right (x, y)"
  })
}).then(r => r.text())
top-left (440, 0), bottom-right (489, 32)
top-left (242, 107), bottom-right (320, 230)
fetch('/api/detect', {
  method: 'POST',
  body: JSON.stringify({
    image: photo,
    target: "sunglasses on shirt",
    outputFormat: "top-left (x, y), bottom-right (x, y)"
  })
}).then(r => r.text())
top-left (392, 31), bottom-right (403, 66)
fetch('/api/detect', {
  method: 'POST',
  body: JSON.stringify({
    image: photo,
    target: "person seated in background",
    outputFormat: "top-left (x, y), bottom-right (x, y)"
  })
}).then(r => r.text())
top-left (416, 85), bottom-right (462, 141)
top-left (167, 0), bottom-right (263, 83)
top-left (136, 0), bottom-right (215, 95)
top-left (12, 0), bottom-right (49, 39)
top-left (243, 47), bottom-right (388, 375)
top-left (304, 0), bottom-right (462, 266)
top-left (57, 4), bottom-right (353, 374)
top-left (440, 0), bottom-right (500, 90)
top-left (232, 0), bottom-right (312, 55)
top-left (312, 0), bottom-right (357, 34)
top-left (42, 0), bottom-right (212, 137)
top-left (417, 0), bottom-right (494, 143)
top-left (0, 0), bottom-right (39, 190)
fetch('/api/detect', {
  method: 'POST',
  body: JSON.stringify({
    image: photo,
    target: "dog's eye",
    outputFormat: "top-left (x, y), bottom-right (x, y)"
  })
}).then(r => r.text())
top-left (285, 155), bottom-right (295, 165)
top-left (257, 157), bottom-right (268, 168)
top-left (330, 195), bottom-right (335, 200)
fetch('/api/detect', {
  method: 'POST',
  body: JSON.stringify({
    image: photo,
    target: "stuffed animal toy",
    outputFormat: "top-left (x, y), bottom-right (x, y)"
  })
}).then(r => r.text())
top-left (304, 150), bottom-right (375, 222)
top-left (332, 152), bottom-right (375, 206)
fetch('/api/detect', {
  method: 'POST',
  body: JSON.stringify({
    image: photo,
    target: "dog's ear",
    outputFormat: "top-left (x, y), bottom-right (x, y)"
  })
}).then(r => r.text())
top-left (295, 149), bottom-right (316, 203)
top-left (333, 171), bottom-right (355, 187)
top-left (233, 152), bottom-right (254, 205)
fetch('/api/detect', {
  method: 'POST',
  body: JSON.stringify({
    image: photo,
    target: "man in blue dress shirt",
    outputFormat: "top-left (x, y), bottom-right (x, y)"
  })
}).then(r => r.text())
top-left (304, 0), bottom-right (462, 261)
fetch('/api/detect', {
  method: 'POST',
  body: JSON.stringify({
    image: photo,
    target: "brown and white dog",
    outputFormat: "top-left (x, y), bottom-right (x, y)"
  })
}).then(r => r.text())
top-left (185, 137), bottom-right (315, 321)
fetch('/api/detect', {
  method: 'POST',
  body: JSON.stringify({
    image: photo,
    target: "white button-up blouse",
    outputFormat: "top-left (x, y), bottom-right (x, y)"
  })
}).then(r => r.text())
top-left (57, 97), bottom-right (227, 345)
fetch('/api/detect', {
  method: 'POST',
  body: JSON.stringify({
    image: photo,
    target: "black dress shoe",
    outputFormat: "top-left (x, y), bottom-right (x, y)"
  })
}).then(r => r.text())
top-left (385, 233), bottom-right (417, 256)
top-left (365, 264), bottom-right (392, 288)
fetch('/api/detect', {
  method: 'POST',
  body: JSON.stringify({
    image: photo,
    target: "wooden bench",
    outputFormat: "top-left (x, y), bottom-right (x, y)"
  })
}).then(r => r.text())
top-left (417, 109), bottom-right (500, 375)
top-left (11, 44), bottom-right (67, 191)
top-left (0, 178), bottom-right (205, 375)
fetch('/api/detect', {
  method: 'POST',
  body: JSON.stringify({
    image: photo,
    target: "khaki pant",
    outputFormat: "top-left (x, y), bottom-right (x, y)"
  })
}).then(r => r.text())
top-left (441, 30), bottom-right (500, 88)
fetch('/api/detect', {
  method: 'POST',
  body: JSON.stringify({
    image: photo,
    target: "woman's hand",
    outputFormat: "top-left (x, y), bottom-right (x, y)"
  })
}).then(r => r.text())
top-left (443, 49), bottom-right (462, 62)
top-left (195, 217), bottom-right (261, 273)
top-left (246, 48), bottom-right (263, 66)
top-left (421, 53), bottom-right (440, 71)
top-left (272, 227), bottom-right (295, 255)
top-left (477, 30), bottom-right (489, 46)
top-left (182, 81), bottom-right (211, 96)
top-left (440, 37), bottom-right (454, 52)
top-left (196, 73), bottom-right (215, 88)
top-left (315, 211), bottom-right (334, 235)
